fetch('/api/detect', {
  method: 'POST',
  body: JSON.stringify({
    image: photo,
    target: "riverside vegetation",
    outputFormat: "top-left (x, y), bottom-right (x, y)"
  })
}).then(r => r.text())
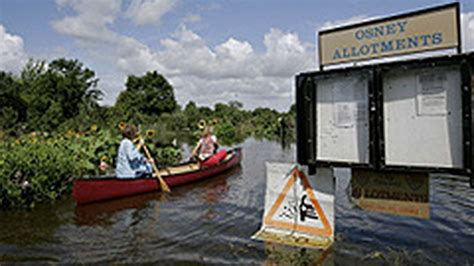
top-left (0, 58), bottom-right (295, 209)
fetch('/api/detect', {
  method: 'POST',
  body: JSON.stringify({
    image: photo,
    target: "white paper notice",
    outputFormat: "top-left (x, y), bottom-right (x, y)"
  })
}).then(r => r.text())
top-left (334, 103), bottom-right (354, 128)
top-left (331, 78), bottom-right (368, 128)
top-left (417, 73), bottom-right (448, 116)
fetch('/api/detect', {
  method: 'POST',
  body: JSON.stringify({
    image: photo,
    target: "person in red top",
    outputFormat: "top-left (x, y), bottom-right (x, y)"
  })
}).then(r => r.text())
top-left (191, 125), bottom-right (219, 162)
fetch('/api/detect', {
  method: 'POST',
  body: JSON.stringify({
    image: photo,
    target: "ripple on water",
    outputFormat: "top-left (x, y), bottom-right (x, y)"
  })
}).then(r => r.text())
top-left (0, 138), bottom-right (473, 265)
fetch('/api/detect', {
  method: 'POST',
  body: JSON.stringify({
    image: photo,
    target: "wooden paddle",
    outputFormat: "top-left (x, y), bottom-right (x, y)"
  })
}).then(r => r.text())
top-left (141, 140), bottom-right (171, 193)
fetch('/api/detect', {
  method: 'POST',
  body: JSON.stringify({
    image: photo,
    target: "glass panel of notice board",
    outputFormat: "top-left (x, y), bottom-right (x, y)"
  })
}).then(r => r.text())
top-left (315, 71), bottom-right (371, 165)
top-left (382, 65), bottom-right (463, 168)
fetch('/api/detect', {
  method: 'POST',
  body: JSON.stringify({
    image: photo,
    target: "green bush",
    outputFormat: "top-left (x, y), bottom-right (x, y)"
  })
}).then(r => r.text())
top-left (214, 121), bottom-right (237, 146)
top-left (152, 146), bottom-right (182, 167)
top-left (0, 135), bottom-right (80, 208)
top-left (0, 127), bottom-right (182, 209)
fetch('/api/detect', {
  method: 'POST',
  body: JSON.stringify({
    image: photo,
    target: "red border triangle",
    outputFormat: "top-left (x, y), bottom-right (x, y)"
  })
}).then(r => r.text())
top-left (263, 166), bottom-right (333, 238)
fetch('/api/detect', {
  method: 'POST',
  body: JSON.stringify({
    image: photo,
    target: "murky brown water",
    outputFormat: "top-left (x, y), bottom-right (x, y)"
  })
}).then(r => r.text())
top-left (0, 138), bottom-right (473, 265)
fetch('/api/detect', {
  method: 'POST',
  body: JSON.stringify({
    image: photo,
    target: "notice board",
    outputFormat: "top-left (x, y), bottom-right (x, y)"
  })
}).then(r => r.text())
top-left (382, 65), bottom-right (463, 168)
top-left (297, 53), bottom-right (472, 184)
top-left (296, 69), bottom-right (373, 168)
top-left (316, 72), bottom-right (371, 164)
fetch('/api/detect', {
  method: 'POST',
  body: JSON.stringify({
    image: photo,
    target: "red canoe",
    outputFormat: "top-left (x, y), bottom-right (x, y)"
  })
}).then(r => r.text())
top-left (73, 148), bottom-right (242, 205)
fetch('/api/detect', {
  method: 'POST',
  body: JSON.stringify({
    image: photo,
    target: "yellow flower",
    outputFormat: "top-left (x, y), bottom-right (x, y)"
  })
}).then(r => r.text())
top-left (15, 139), bottom-right (21, 145)
top-left (66, 129), bottom-right (75, 138)
top-left (30, 132), bottom-right (37, 138)
top-left (90, 124), bottom-right (98, 132)
top-left (146, 129), bottom-right (155, 138)
top-left (198, 119), bottom-right (206, 129)
top-left (118, 122), bottom-right (127, 131)
top-left (211, 118), bottom-right (218, 126)
top-left (100, 155), bottom-right (109, 162)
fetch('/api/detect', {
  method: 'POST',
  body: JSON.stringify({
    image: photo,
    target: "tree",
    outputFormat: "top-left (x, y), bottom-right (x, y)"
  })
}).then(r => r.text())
top-left (0, 72), bottom-right (27, 131)
top-left (228, 100), bottom-right (243, 110)
top-left (115, 71), bottom-right (177, 119)
top-left (288, 103), bottom-right (296, 115)
top-left (251, 107), bottom-right (280, 138)
top-left (20, 58), bottom-right (102, 131)
top-left (184, 101), bottom-right (198, 115)
top-left (214, 102), bottom-right (244, 125)
top-left (48, 58), bottom-right (101, 119)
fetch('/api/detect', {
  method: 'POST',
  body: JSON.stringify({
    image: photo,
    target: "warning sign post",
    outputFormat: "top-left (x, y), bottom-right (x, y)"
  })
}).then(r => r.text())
top-left (252, 163), bottom-right (335, 249)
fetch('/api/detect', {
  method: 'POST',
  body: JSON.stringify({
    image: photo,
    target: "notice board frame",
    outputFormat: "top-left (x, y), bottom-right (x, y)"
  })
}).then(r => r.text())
top-left (296, 53), bottom-right (473, 185)
top-left (376, 53), bottom-right (473, 178)
top-left (296, 67), bottom-right (378, 173)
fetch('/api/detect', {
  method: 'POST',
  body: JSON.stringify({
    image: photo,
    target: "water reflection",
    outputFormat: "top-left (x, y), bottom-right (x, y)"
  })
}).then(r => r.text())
top-left (0, 200), bottom-right (73, 246)
top-left (336, 167), bottom-right (473, 265)
top-left (196, 166), bottom-right (238, 221)
top-left (199, 167), bottom-right (237, 204)
top-left (74, 192), bottom-right (163, 226)
top-left (349, 169), bottom-right (430, 219)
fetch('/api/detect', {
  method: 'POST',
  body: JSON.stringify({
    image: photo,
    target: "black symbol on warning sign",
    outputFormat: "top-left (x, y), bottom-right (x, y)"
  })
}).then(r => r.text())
top-left (299, 195), bottom-right (319, 222)
top-left (279, 199), bottom-right (297, 220)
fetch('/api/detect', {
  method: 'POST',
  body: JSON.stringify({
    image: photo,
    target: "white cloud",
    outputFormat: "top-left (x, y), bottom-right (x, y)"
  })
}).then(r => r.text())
top-left (170, 76), bottom-right (294, 111)
top-left (51, 1), bottom-right (312, 111)
top-left (260, 28), bottom-right (312, 77)
top-left (52, 0), bottom-right (121, 43)
top-left (0, 25), bottom-right (27, 73)
top-left (264, 28), bottom-right (305, 55)
top-left (51, 0), bottom-right (170, 106)
top-left (159, 26), bottom-right (312, 79)
top-left (51, 0), bottom-right (166, 73)
top-left (96, 72), bottom-right (127, 106)
top-left (462, 12), bottom-right (474, 52)
top-left (158, 26), bottom-right (312, 110)
top-left (126, 0), bottom-right (178, 26)
top-left (216, 38), bottom-right (253, 61)
top-left (116, 36), bottom-right (164, 74)
top-left (159, 26), bottom-right (217, 77)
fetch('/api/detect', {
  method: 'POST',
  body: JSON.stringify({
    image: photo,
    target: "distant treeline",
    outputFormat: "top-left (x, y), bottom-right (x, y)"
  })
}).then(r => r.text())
top-left (0, 58), bottom-right (295, 144)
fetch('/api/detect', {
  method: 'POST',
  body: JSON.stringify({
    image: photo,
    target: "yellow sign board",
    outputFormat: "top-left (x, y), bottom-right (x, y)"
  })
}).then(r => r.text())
top-left (319, 3), bottom-right (460, 66)
top-left (351, 169), bottom-right (430, 219)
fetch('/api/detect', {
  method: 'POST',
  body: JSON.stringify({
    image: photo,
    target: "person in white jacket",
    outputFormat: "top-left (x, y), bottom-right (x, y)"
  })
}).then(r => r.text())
top-left (115, 124), bottom-right (153, 178)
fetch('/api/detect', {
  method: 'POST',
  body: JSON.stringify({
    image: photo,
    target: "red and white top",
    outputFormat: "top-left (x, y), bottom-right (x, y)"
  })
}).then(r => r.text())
top-left (198, 135), bottom-right (217, 161)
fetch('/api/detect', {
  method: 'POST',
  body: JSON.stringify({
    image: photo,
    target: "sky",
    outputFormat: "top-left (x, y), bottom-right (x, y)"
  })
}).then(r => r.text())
top-left (1, 0), bottom-right (473, 111)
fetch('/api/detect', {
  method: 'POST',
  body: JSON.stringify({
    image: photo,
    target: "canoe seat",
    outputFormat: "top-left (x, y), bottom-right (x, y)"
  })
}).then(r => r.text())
top-left (159, 163), bottom-right (200, 176)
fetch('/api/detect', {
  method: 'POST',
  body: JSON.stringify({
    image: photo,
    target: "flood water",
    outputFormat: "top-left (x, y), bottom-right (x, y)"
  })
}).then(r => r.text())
top-left (0, 138), bottom-right (473, 265)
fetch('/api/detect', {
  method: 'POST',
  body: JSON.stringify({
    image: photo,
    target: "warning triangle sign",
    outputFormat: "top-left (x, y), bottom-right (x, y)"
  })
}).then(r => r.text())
top-left (263, 166), bottom-right (333, 238)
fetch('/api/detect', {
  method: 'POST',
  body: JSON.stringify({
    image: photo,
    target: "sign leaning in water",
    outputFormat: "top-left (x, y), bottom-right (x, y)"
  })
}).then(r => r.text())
top-left (252, 163), bottom-right (334, 249)
top-left (318, 3), bottom-right (460, 67)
